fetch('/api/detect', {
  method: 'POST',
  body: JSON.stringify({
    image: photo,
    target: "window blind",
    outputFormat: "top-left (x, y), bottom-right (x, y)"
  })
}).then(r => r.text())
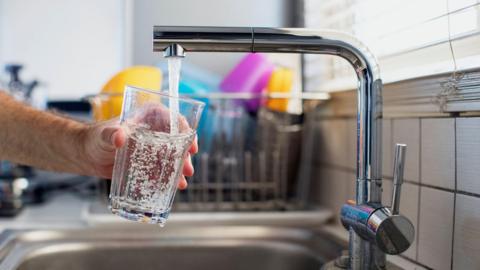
top-left (304, 0), bottom-right (480, 92)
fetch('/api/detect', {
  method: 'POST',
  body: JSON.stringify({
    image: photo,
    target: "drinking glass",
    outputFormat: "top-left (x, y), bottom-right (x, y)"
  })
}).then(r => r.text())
top-left (109, 86), bottom-right (204, 226)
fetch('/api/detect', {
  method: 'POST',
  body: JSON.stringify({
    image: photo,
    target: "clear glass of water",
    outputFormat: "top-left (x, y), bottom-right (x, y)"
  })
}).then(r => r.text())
top-left (109, 86), bottom-right (205, 226)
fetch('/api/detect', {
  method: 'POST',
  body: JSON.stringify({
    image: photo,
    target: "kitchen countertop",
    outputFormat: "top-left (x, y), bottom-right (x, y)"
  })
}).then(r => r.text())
top-left (0, 190), bottom-right (334, 233)
top-left (0, 193), bottom-right (89, 232)
top-left (0, 170), bottom-right (98, 232)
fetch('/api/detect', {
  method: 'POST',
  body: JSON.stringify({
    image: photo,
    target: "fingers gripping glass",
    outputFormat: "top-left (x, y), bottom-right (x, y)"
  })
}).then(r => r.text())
top-left (109, 86), bottom-right (204, 226)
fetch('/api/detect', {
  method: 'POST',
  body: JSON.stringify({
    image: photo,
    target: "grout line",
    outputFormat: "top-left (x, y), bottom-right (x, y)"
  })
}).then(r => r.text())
top-left (416, 185), bottom-right (422, 261)
top-left (398, 179), bottom-right (454, 192)
top-left (416, 117), bottom-right (422, 261)
top-left (418, 118), bottom-right (422, 187)
top-left (456, 189), bottom-right (480, 199)
top-left (315, 162), bottom-right (396, 179)
top-left (451, 117), bottom-right (457, 270)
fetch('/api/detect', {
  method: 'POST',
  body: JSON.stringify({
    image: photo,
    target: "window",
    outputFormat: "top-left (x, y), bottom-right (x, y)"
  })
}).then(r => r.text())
top-left (304, 0), bottom-right (480, 92)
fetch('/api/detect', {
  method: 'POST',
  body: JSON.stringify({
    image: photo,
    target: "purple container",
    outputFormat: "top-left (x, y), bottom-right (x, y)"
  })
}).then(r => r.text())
top-left (220, 53), bottom-right (274, 112)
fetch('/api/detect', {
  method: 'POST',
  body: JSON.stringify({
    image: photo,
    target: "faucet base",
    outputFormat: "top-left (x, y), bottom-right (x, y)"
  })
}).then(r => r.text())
top-left (323, 255), bottom-right (404, 270)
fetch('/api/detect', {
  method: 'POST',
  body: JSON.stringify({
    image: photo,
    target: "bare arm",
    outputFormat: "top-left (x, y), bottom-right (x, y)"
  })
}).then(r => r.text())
top-left (0, 92), bottom-right (194, 188)
top-left (0, 91), bottom-right (90, 174)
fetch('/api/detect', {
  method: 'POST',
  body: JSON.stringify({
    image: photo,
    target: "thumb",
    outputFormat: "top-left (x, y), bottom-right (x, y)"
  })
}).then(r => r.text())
top-left (99, 126), bottom-right (125, 150)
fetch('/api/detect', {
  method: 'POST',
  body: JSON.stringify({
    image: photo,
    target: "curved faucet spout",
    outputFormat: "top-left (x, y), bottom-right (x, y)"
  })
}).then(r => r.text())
top-left (153, 26), bottom-right (383, 269)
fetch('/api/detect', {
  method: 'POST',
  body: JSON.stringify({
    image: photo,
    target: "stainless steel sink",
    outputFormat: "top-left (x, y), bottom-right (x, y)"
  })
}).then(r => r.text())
top-left (0, 225), bottom-right (346, 270)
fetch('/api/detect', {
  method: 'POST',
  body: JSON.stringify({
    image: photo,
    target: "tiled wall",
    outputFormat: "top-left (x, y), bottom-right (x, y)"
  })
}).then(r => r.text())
top-left (310, 116), bottom-right (480, 270)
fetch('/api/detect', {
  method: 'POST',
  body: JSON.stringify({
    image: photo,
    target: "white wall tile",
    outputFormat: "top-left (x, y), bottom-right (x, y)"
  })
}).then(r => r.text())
top-left (456, 118), bottom-right (480, 195)
top-left (388, 255), bottom-right (428, 270)
top-left (453, 194), bottom-right (480, 270)
top-left (421, 118), bottom-right (455, 189)
top-left (393, 119), bottom-right (420, 183)
top-left (383, 181), bottom-right (419, 260)
top-left (418, 187), bottom-right (454, 270)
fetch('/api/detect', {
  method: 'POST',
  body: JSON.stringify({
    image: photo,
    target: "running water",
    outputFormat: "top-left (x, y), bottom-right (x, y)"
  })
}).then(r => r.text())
top-left (168, 57), bottom-right (182, 134)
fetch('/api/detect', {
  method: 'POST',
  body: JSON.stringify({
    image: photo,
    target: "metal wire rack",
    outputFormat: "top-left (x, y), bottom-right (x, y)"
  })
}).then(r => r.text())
top-left (174, 93), bottom-right (327, 212)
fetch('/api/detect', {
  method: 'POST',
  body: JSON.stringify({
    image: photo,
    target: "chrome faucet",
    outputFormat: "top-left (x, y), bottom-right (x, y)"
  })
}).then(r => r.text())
top-left (153, 26), bottom-right (414, 269)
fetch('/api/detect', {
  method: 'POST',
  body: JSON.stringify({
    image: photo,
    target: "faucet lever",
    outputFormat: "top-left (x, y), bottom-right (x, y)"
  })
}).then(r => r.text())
top-left (391, 143), bottom-right (406, 215)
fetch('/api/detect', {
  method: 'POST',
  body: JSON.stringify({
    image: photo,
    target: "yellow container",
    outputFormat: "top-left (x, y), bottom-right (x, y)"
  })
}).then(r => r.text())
top-left (266, 67), bottom-right (293, 112)
top-left (91, 66), bottom-right (162, 121)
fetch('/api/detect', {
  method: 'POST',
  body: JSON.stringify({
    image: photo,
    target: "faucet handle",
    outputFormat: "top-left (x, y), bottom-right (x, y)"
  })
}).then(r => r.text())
top-left (340, 143), bottom-right (413, 255)
top-left (391, 143), bottom-right (406, 215)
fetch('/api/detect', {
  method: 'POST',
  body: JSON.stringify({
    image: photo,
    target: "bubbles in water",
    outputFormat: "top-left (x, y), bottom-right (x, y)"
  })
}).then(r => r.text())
top-left (110, 124), bottom-right (194, 224)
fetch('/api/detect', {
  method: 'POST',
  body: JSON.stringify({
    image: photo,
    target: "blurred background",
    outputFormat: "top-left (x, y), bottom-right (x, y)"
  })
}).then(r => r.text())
top-left (0, 1), bottom-right (479, 269)
top-left (0, 0), bottom-right (301, 100)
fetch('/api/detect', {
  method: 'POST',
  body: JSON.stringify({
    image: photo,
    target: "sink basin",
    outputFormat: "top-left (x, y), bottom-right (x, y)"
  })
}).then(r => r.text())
top-left (0, 225), bottom-right (345, 270)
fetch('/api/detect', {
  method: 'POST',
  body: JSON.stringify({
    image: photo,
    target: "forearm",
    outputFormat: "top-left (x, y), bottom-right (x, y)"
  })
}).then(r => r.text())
top-left (0, 92), bottom-right (89, 174)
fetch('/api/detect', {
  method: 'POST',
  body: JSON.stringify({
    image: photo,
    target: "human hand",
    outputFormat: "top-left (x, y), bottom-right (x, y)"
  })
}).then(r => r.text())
top-left (81, 118), bottom-right (197, 189)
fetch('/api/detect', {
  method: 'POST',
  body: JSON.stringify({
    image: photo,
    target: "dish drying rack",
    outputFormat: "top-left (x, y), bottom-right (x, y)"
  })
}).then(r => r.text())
top-left (174, 92), bottom-right (328, 212)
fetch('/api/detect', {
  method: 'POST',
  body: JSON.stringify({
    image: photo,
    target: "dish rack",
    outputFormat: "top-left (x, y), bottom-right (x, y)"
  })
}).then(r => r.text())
top-left (174, 92), bottom-right (328, 212)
